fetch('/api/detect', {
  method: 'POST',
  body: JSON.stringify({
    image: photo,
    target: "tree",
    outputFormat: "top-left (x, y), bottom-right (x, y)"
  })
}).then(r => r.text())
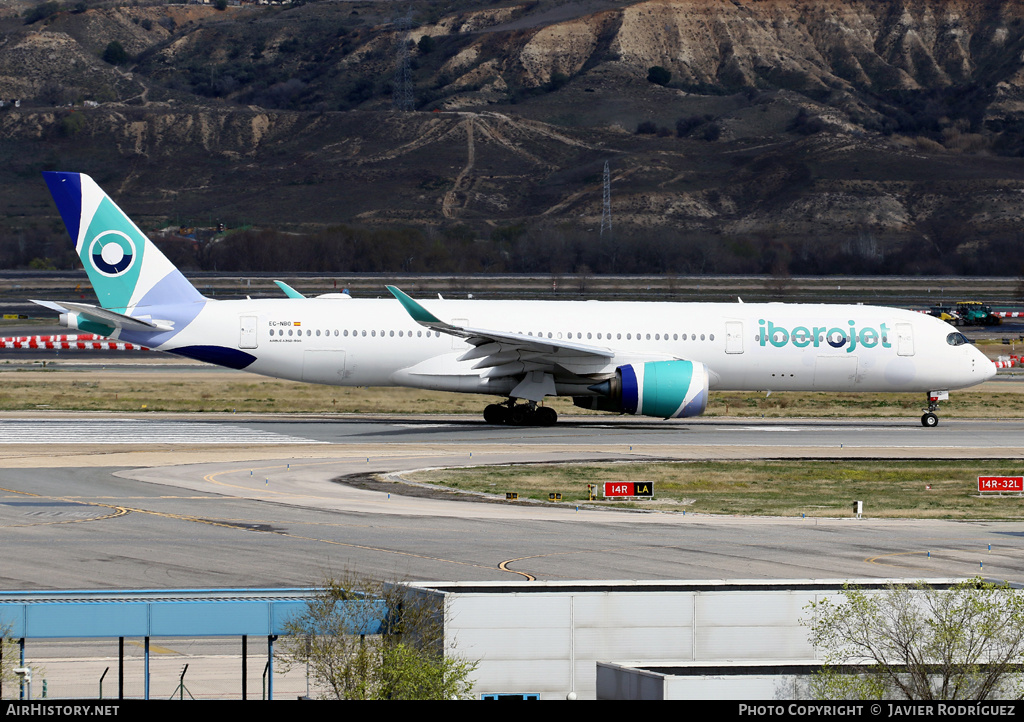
top-left (102, 41), bottom-right (128, 66)
top-left (1, 625), bottom-right (18, 699)
top-left (804, 579), bottom-right (1024, 700)
top-left (647, 66), bottom-right (671, 86)
top-left (278, 574), bottom-right (477, 700)
top-left (417, 35), bottom-right (435, 54)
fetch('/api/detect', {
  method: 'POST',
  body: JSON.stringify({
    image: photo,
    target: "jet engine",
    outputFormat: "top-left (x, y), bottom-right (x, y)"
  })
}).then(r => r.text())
top-left (578, 360), bottom-right (710, 419)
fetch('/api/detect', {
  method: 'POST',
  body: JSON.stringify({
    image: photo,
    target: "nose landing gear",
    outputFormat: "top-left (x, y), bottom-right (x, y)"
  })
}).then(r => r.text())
top-left (921, 390), bottom-right (947, 427)
top-left (483, 399), bottom-right (557, 426)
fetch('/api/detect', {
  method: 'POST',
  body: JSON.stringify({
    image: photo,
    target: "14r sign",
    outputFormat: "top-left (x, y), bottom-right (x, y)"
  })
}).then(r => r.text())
top-left (603, 482), bottom-right (653, 498)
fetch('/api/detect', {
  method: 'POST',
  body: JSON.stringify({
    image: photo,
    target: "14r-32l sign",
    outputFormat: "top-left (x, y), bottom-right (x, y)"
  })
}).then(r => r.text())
top-left (978, 476), bottom-right (1024, 493)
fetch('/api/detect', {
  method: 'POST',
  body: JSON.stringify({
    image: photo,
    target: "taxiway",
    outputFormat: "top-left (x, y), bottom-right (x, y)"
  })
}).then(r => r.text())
top-left (1, 415), bottom-right (1022, 589)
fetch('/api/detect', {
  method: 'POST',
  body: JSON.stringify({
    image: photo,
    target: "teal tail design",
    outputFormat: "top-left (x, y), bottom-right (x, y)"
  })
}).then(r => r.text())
top-left (43, 172), bottom-right (204, 313)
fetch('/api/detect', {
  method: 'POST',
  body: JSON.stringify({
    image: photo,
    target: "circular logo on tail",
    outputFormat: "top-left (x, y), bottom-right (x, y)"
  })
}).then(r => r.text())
top-left (89, 231), bottom-right (136, 277)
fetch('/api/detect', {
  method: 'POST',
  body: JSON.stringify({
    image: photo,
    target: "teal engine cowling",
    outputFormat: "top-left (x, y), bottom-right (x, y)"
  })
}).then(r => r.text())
top-left (579, 360), bottom-right (710, 418)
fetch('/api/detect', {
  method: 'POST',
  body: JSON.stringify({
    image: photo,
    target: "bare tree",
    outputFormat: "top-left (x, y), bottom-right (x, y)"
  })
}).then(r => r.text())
top-left (277, 574), bottom-right (477, 700)
top-left (1, 626), bottom-right (19, 700)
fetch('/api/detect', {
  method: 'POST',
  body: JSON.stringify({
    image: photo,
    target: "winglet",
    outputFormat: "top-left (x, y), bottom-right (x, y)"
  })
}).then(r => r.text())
top-left (274, 280), bottom-right (306, 299)
top-left (386, 286), bottom-right (442, 324)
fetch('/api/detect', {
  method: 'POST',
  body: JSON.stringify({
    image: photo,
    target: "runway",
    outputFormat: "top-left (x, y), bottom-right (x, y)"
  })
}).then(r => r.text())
top-left (1, 415), bottom-right (1023, 590)
top-left (2, 414), bottom-right (1022, 454)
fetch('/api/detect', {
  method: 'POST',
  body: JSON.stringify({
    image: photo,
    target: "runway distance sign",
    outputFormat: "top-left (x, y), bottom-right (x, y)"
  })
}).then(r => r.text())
top-left (603, 482), bottom-right (653, 498)
top-left (978, 476), bottom-right (1023, 493)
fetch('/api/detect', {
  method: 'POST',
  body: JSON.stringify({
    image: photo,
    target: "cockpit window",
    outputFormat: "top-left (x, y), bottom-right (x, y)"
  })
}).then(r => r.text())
top-left (946, 332), bottom-right (970, 346)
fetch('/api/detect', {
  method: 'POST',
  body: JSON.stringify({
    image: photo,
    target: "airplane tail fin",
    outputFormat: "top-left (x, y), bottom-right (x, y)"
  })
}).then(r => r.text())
top-left (43, 172), bottom-right (205, 313)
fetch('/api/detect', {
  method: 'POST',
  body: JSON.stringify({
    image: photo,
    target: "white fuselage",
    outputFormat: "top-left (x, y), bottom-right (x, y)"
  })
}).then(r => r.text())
top-left (156, 297), bottom-right (994, 398)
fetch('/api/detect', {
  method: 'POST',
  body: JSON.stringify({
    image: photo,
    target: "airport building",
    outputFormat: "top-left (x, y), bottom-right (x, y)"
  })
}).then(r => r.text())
top-left (0, 577), bottom-right (973, 700)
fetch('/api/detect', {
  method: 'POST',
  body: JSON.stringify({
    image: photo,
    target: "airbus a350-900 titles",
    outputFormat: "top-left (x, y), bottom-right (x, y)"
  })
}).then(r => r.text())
top-left (37, 172), bottom-right (994, 427)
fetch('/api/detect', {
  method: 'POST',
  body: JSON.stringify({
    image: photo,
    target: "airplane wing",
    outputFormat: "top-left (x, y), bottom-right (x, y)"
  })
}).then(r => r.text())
top-left (31, 300), bottom-right (172, 333)
top-left (387, 286), bottom-right (616, 400)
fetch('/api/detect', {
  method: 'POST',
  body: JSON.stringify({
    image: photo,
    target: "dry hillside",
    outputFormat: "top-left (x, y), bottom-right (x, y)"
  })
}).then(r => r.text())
top-left (2, 0), bottom-right (1024, 275)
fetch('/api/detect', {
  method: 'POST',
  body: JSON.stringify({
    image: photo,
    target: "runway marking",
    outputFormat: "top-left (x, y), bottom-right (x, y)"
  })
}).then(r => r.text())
top-left (126, 640), bottom-right (179, 655)
top-left (0, 420), bottom-right (324, 445)
top-left (864, 549), bottom-right (1011, 575)
top-left (498, 559), bottom-right (536, 581)
top-left (201, 459), bottom-right (385, 501)
top-left (5, 476), bottom-right (523, 579)
top-left (864, 550), bottom-right (933, 572)
top-left (497, 546), bottom-right (661, 582)
top-left (196, 462), bottom-right (548, 577)
top-left (0, 486), bottom-right (129, 528)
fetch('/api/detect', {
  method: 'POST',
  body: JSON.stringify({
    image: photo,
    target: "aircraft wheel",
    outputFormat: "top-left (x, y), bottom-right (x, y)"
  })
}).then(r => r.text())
top-left (536, 407), bottom-right (558, 426)
top-left (510, 406), bottom-right (531, 426)
top-left (483, 404), bottom-right (507, 425)
top-left (921, 412), bottom-right (939, 428)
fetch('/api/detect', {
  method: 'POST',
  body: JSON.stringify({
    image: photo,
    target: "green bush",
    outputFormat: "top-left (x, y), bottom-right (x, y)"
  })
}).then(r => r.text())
top-left (102, 41), bottom-right (129, 65)
top-left (647, 66), bottom-right (671, 86)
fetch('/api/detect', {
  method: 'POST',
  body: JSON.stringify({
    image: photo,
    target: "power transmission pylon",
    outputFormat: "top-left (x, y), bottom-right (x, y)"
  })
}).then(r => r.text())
top-left (392, 12), bottom-right (415, 111)
top-left (600, 160), bottom-right (612, 238)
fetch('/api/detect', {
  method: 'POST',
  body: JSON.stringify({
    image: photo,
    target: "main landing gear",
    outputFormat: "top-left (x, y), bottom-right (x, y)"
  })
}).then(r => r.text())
top-left (484, 399), bottom-right (557, 426)
top-left (921, 390), bottom-right (947, 428)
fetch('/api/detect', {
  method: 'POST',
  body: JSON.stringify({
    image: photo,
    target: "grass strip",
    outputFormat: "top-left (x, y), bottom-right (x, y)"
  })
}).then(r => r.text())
top-left (406, 460), bottom-right (1024, 519)
top-left (1, 368), bottom-right (1022, 417)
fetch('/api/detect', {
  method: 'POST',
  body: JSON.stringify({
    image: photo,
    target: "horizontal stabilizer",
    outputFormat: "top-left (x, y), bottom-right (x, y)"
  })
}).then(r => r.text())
top-left (31, 300), bottom-right (172, 333)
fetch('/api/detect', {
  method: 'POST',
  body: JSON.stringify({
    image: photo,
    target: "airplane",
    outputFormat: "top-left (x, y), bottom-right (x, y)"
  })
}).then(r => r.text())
top-left (36, 171), bottom-right (995, 428)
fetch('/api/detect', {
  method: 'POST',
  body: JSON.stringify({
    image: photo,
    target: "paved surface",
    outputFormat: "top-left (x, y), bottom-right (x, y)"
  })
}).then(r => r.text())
top-left (1, 416), bottom-right (1023, 590)
top-left (1, 415), bottom-right (1022, 454)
